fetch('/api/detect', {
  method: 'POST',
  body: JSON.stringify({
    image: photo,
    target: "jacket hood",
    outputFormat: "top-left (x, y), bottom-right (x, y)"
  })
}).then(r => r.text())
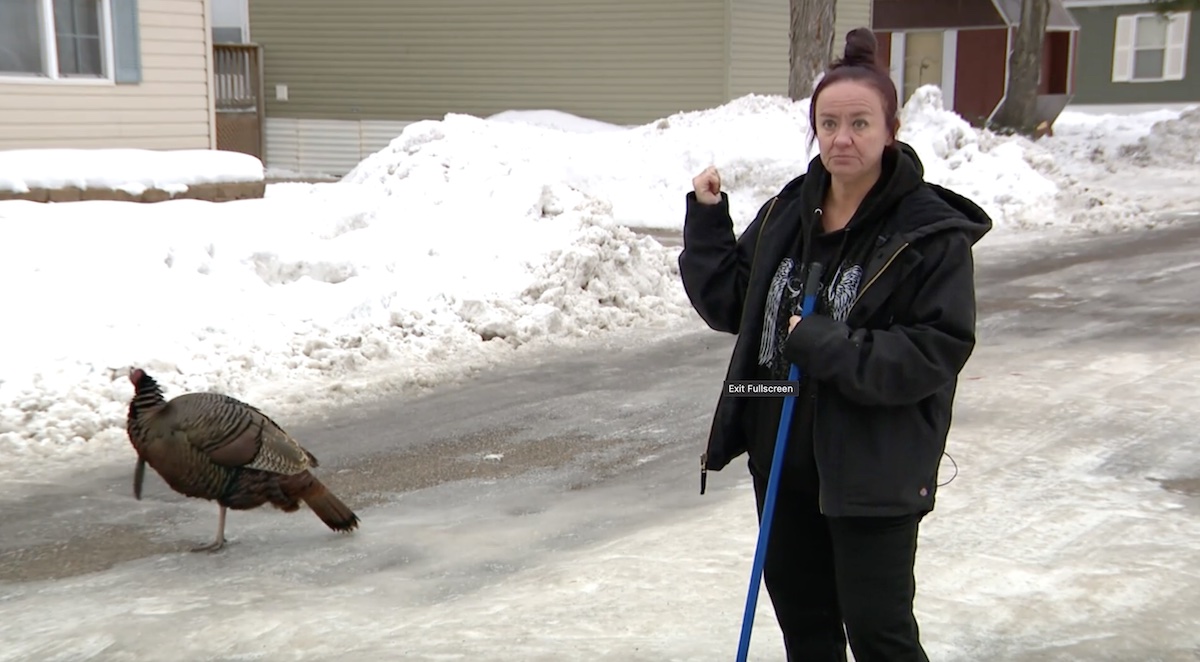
top-left (774, 140), bottom-right (993, 246)
top-left (914, 180), bottom-right (994, 246)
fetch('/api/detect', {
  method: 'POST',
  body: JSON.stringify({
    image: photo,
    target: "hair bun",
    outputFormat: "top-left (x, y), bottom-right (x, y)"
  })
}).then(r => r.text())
top-left (841, 28), bottom-right (879, 68)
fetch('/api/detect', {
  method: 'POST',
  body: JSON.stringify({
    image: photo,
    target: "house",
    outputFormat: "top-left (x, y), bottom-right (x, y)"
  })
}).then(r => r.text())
top-left (244, 0), bottom-right (873, 176)
top-left (1062, 0), bottom-right (1197, 112)
top-left (871, 0), bottom-right (1081, 127)
top-left (0, 0), bottom-right (217, 151)
top-left (212, 0), bottom-right (250, 43)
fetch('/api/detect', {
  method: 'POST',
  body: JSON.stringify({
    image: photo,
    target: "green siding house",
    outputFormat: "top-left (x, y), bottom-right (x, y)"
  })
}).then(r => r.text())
top-left (1063, 0), bottom-right (1198, 111)
top-left (246, 0), bottom-right (873, 175)
top-left (872, 0), bottom-right (1080, 128)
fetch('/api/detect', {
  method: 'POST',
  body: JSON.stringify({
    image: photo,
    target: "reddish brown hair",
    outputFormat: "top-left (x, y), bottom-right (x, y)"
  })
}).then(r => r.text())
top-left (808, 28), bottom-right (901, 147)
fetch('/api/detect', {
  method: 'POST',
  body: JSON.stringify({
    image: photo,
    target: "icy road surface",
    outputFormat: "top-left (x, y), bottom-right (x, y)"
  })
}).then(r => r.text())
top-left (3, 217), bottom-right (1200, 661)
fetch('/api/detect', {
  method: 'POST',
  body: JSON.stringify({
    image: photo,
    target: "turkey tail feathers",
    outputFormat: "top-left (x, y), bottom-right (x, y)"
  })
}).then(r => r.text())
top-left (300, 479), bottom-right (360, 532)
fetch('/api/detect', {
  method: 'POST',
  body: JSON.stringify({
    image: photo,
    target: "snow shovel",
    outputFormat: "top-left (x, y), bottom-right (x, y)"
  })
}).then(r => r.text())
top-left (736, 262), bottom-right (823, 662)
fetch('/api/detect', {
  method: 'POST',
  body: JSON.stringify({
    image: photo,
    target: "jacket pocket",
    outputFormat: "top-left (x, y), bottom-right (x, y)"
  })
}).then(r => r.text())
top-left (825, 392), bottom-right (947, 512)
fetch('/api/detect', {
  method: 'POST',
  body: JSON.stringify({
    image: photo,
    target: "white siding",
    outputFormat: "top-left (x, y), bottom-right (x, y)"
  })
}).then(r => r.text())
top-left (729, 0), bottom-right (789, 97)
top-left (0, 0), bottom-right (215, 149)
top-left (265, 118), bottom-right (413, 176)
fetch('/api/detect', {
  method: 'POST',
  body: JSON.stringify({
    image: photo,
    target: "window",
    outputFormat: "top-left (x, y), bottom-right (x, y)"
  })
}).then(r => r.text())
top-left (56, 0), bottom-right (105, 76)
top-left (1111, 11), bottom-right (1191, 83)
top-left (0, 0), bottom-right (126, 81)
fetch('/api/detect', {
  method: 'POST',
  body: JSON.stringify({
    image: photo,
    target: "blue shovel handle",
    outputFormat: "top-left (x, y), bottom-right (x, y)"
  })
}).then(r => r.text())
top-left (735, 262), bottom-right (822, 661)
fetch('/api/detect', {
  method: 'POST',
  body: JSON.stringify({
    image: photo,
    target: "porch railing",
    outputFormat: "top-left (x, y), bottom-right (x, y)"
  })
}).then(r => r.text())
top-left (213, 43), bottom-right (263, 112)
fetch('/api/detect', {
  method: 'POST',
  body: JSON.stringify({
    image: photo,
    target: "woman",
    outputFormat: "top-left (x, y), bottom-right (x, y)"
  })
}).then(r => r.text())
top-left (678, 27), bottom-right (992, 662)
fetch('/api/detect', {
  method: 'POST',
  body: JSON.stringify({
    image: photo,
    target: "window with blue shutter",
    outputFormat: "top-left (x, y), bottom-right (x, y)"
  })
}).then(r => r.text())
top-left (0, 0), bottom-right (142, 83)
top-left (111, 0), bottom-right (142, 84)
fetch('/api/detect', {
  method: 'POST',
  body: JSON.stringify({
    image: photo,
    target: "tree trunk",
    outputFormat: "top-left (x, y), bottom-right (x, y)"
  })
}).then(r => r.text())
top-left (990, 0), bottom-right (1051, 135)
top-left (788, 0), bottom-right (836, 100)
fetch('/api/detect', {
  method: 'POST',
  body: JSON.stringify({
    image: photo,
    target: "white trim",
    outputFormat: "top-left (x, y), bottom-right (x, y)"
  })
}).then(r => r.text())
top-left (100, 0), bottom-right (115, 83)
top-left (942, 30), bottom-right (958, 109)
top-left (0, 0), bottom-right (116, 85)
top-left (1063, 0), bottom-right (1158, 7)
top-left (241, 0), bottom-right (251, 42)
top-left (38, 0), bottom-right (57, 75)
top-left (1112, 14), bottom-right (1136, 81)
top-left (1068, 29), bottom-right (1077, 93)
top-left (204, 0), bottom-right (218, 149)
top-left (1163, 11), bottom-right (1190, 81)
top-left (1113, 11), bottom-right (1192, 83)
top-left (987, 26), bottom-right (1015, 124)
top-left (890, 31), bottom-right (906, 99)
top-left (0, 75), bottom-right (114, 86)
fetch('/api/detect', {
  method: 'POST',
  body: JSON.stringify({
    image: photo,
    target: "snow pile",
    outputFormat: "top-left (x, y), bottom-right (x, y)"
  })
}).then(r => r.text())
top-left (0, 148), bottom-right (264, 194)
top-left (614, 95), bottom-right (823, 229)
top-left (0, 178), bottom-right (689, 481)
top-left (350, 89), bottom-right (1061, 234)
top-left (898, 87), bottom-right (1058, 230)
top-left (1122, 107), bottom-right (1200, 167)
top-left (1035, 108), bottom-right (1186, 169)
top-left (347, 94), bottom-right (819, 234)
top-left (1024, 105), bottom-right (1200, 232)
top-left (485, 109), bottom-right (629, 133)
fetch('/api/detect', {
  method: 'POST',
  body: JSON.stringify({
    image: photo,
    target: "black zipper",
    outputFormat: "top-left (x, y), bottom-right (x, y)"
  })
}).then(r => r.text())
top-left (849, 242), bottom-right (909, 314)
top-left (810, 379), bottom-right (824, 515)
top-left (812, 241), bottom-right (909, 513)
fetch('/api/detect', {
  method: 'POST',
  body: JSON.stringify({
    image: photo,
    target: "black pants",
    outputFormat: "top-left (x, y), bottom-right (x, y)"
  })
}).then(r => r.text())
top-left (751, 470), bottom-right (929, 662)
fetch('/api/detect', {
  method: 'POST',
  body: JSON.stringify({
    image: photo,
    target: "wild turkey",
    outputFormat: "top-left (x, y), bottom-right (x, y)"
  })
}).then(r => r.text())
top-left (125, 368), bottom-right (360, 552)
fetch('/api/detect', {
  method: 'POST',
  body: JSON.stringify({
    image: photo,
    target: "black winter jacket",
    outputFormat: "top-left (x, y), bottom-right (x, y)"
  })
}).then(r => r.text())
top-left (679, 142), bottom-right (992, 517)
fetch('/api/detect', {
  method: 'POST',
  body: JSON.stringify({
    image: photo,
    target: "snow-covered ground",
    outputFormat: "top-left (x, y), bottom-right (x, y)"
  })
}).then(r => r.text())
top-left (1022, 104), bottom-right (1200, 232)
top-left (0, 149), bottom-right (263, 195)
top-left (3, 310), bottom-right (1199, 661)
top-left (1, 87), bottom-right (1198, 487)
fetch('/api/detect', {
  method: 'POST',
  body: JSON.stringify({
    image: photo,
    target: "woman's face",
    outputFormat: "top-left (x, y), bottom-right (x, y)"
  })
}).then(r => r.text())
top-left (814, 80), bottom-right (894, 185)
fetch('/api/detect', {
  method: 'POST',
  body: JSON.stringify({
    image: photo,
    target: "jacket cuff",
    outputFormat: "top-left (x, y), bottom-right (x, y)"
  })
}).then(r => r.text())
top-left (685, 190), bottom-right (730, 216)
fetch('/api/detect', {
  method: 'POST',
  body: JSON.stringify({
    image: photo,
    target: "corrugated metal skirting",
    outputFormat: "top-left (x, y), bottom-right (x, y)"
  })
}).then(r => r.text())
top-left (265, 118), bottom-right (415, 175)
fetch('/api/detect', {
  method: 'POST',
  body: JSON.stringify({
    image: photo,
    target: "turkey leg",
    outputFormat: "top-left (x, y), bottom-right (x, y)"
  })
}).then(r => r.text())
top-left (192, 505), bottom-right (228, 552)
